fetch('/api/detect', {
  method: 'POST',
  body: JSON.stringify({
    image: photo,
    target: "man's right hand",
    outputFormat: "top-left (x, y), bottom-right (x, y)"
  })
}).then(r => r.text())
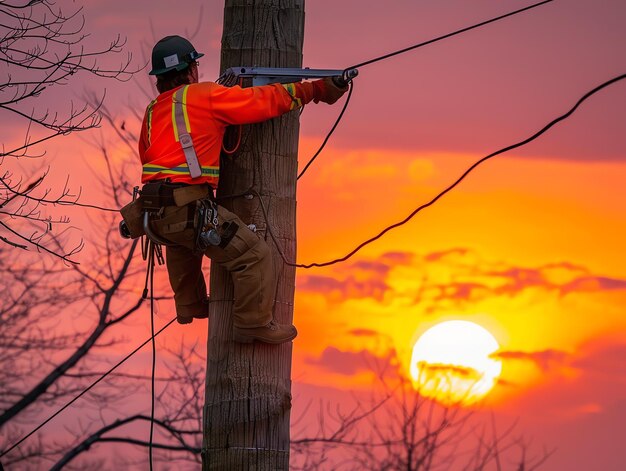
top-left (313, 77), bottom-right (349, 105)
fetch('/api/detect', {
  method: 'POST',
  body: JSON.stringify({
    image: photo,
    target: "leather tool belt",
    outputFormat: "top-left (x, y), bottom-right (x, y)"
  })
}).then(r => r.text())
top-left (119, 182), bottom-right (213, 239)
top-left (141, 182), bottom-right (213, 210)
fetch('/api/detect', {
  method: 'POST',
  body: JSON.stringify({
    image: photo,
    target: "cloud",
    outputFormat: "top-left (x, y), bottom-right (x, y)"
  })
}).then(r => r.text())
top-left (306, 347), bottom-right (394, 376)
top-left (493, 349), bottom-right (570, 372)
top-left (487, 265), bottom-right (626, 297)
top-left (424, 248), bottom-right (470, 262)
top-left (573, 341), bottom-right (626, 379)
top-left (431, 281), bottom-right (489, 302)
top-left (415, 362), bottom-right (482, 381)
top-left (347, 328), bottom-right (380, 337)
top-left (428, 255), bottom-right (626, 303)
top-left (346, 251), bottom-right (414, 275)
top-left (298, 247), bottom-right (626, 310)
top-left (298, 252), bottom-right (416, 302)
top-left (489, 267), bottom-right (550, 295)
top-left (560, 276), bottom-right (626, 295)
top-left (379, 251), bottom-right (414, 265)
top-left (505, 339), bottom-right (626, 424)
top-left (298, 275), bottom-right (388, 301)
top-left (349, 260), bottom-right (393, 277)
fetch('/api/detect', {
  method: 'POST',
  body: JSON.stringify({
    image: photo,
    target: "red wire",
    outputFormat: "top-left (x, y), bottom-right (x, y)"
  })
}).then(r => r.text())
top-left (222, 78), bottom-right (244, 155)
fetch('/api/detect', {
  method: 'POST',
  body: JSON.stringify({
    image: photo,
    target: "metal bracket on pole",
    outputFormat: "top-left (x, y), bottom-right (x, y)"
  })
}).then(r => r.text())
top-left (218, 67), bottom-right (358, 87)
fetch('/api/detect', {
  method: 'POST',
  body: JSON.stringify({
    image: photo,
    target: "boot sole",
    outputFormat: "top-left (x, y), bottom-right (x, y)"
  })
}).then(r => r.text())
top-left (233, 331), bottom-right (297, 345)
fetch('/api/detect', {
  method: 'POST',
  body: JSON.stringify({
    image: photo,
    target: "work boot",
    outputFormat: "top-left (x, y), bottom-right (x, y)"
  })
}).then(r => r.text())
top-left (176, 297), bottom-right (209, 324)
top-left (233, 320), bottom-right (297, 344)
top-left (177, 311), bottom-right (209, 325)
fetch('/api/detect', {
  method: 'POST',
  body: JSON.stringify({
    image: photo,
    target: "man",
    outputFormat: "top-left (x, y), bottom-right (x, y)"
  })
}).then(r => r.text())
top-left (133, 35), bottom-right (347, 344)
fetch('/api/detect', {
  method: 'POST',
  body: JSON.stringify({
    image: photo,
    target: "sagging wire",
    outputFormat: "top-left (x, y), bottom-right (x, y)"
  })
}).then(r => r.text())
top-left (144, 242), bottom-right (158, 471)
top-left (66, 0), bottom-right (557, 213)
top-left (140, 230), bottom-right (166, 469)
top-left (0, 0), bottom-right (578, 458)
top-left (221, 123), bottom-right (243, 155)
top-left (6, 0), bottom-right (576, 456)
top-left (298, 0), bottom-right (553, 179)
top-left (222, 77), bottom-right (245, 155)
top-left (0, 316), bottom-right (177, 460)
top-left (266, 74), bottom-right (626, 269)
top-left (297, 81), bottom-right (354, 180)
top-left (345, 0), bottom-right (554, 72)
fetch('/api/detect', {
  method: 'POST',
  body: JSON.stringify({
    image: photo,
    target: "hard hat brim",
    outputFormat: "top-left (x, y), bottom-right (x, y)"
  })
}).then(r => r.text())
top-left (149, 52), bottom-right (204, 76)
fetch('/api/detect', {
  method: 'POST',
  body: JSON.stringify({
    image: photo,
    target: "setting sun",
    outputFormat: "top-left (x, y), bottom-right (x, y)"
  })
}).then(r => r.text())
top-left (410, 320), bottom-right (502, 405)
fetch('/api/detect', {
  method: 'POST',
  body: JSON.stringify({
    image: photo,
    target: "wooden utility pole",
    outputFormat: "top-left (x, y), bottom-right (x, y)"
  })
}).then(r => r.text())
top-left (202, 1), bottom-right (304, 469)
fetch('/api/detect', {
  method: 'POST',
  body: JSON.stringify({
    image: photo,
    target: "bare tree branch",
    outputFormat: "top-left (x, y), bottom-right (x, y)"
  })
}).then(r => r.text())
top-left (0, 0), bottom-right (139, 259)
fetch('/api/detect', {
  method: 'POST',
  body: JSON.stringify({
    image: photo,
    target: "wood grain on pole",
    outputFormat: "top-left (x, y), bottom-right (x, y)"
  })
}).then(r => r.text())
top-left (203, 1), bottom-right (304, 470)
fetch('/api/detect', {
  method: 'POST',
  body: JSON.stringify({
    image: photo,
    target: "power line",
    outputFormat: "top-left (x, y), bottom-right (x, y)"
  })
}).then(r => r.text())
top-left (65, 2), bottom-right (556, 211)
top-left (0, 317), bottom-right (177, 460)
top-left (346, 0), bottom-right (554, 72)
top-left (0, 0), bottom-right (569, 464)
top-left (297, 0), bottom-right (554, 180)
top-left (147, 246), bottom-right (158, 471)
top-left (283, 74), bottom-right (625, 269)
top-left (298, 81), bottom-right (354, 180)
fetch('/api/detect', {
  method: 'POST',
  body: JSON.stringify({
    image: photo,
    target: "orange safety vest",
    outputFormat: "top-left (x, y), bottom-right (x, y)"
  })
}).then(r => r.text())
top-left (139, 81), bottom-right (305, 186)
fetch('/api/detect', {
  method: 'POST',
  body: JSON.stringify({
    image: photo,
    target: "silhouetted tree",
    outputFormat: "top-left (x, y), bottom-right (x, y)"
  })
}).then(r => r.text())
top-left (47, 342), bottom-right (205, 470)
top-left (0, 90), bottom-right (211, 467)
top-left (290, 362), bottom-right (553, 471)
top-left (0, 0), bottom-right (135, 260)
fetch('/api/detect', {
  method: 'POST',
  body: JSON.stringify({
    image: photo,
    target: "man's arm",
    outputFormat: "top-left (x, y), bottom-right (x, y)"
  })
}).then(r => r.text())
top-left (206, 78), bottom-right (347, 126)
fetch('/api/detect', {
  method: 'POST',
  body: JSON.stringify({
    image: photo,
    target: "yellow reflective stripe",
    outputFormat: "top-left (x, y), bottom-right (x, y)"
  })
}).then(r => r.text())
top-left (146, 99), bottom-right (157, 144)
top-left (282, 83), bottom-right (301, 110)
top-left (182, 85), bottom-right (191, 133)
top-left (171, 85), bottom-right (192, 142)
top-left (142, 163), bottom-right (219, 177)
top-left (171, 93), bottom-right (179, 142)
top-left (282, 83), bottom-right (295, 96)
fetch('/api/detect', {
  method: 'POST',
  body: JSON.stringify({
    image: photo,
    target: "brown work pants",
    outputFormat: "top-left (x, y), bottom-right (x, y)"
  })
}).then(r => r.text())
top-left (151, 203), bottom-right (275, 327)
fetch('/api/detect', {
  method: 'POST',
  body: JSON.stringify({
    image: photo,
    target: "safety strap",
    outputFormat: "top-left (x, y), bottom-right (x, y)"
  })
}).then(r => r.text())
top-left (172, 86), bottom-right (202, 179)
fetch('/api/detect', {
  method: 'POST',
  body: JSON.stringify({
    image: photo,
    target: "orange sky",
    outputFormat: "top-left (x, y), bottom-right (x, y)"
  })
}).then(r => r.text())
top-left (4, 0), bottom-right (626, 469)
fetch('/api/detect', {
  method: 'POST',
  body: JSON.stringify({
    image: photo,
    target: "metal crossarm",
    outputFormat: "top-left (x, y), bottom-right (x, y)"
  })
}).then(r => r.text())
top-left (219, 67), bottom-right (358, 86)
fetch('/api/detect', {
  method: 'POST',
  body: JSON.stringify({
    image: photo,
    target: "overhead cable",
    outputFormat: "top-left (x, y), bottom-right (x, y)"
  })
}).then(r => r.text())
top-left (297, 81), bottom-right (354, 180)
top-left (0, 317), bottom-right (177, 459)
top-left (147, 245), bottom-right (158, 471)
top-left (286, 74), bottom-right (625, 269)
top-left (299, 0), bottom-right (554, 179)
top-left (65, 1), bottom-right (556, 212)
top-left (345, 0), bottom-right (555, 72)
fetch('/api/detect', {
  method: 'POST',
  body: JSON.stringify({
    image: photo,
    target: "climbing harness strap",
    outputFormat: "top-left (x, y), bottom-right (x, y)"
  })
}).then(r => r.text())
top-left (172, 85), bottom-right (202, 179)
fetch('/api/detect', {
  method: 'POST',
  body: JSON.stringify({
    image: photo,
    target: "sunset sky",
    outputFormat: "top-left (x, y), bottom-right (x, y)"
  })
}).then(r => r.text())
top-left (3, 0), bottom-right (626, 469)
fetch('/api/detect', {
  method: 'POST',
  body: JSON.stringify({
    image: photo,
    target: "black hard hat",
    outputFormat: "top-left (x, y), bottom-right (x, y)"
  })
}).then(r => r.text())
top-left (149, 35), bottom-right (204, 76)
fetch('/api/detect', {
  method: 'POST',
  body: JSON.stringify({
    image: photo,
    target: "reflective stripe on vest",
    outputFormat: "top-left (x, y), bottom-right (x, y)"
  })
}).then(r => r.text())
top-left (282, 83), bottom-right (302, 110)
top-left (172, 85), bottom-right (202, 178)
top-left (146, 98), bottom-right (157, 144)
top-left (142, 163), bottom-right (219, 178)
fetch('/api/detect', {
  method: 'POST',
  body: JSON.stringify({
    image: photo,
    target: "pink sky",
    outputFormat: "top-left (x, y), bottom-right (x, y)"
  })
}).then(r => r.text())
top-left (3, 0), bottom-right (626, 469)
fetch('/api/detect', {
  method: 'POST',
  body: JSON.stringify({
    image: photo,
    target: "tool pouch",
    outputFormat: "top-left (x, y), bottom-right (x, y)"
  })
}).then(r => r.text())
top-left (173, 184), bottom-right (213, 206)
top-left (141, 182), bottom-right (212, 209)
top-left (140, 182), bottom-right (175, 210)
top-left (119, 198), bottom-right (145, 239)
top-left (120, 182), bottom-right (213, 239)
top-left (150, 205), bottom-right (195, 235)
